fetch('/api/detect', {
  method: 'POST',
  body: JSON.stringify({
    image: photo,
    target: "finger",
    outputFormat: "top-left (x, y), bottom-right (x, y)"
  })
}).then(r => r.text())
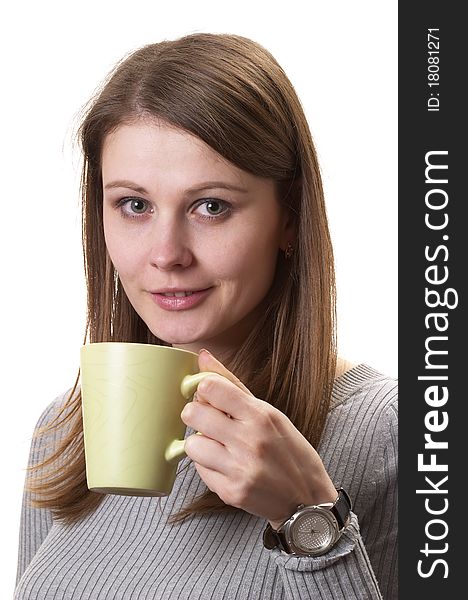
top-left (184, 433), bottom-right (230, 473)
top-left (181, 399), bottom-right (239, 444)
top-left (198, 349), bottom-right (253, 396)
top-left (193, 463), bottom-right (228, 498)
top-left (196, 373), bottom-right (254, 420)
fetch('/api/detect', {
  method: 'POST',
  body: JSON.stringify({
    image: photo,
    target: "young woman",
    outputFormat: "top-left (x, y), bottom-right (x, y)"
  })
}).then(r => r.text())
top-left (15, 33), bottom-right (397, 599)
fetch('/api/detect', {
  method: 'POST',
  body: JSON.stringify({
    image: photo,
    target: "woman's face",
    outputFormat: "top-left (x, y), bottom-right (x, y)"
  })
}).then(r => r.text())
top-left (102, 120), bottom-right (292, 356)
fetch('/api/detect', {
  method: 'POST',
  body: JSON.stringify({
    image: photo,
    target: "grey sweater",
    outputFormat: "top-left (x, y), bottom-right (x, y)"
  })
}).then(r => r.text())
top-left (15, 364), bottom-right (398, 599)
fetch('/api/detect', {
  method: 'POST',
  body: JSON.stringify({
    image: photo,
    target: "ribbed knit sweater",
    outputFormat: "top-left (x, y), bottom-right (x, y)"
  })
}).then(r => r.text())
top-left (15, 364), bottom-right (398, 599)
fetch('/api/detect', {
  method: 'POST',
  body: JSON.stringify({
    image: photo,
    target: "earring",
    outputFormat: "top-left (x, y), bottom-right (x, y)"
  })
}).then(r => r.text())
top-left (284, 242), bottom-right (294, 260)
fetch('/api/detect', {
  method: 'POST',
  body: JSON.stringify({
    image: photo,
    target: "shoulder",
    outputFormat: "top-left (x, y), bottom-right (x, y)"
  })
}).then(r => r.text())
top-left (329, 364), bottom-right (397, 431)
top-left (319, 365), bottom-right (398, 498)
top-left (32, 388), bottom-right (79, 435)
top-left (35, 389), bottom-right (73, 427)
top-left (27, 388), bottom-right (78, 464)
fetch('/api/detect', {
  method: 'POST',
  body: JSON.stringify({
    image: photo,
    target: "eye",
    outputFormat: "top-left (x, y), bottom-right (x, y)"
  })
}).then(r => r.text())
top-left (194, 198), bottom-right (231, 220)
top-left (117, 197), bottom-right (152, 218)
top-left (204, 200), bottom-right (224, 215)
top-left (127, 198), bottom-right (148, 213)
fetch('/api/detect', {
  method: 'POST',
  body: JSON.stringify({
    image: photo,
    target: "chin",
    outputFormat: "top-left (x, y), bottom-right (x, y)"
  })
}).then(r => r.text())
top-left (147, 323), bottom-right (209, 347)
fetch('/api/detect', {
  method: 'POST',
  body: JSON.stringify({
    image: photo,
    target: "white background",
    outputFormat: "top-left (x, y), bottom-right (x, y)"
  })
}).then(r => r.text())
top-left (1, 1), bottom-right (397, 595)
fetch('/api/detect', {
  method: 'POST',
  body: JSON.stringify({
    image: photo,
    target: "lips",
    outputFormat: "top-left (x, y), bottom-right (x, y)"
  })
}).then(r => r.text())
top-left (160, 291), bottom-right (194, 297)
top-left (150, 287), bottom-right (212, 311)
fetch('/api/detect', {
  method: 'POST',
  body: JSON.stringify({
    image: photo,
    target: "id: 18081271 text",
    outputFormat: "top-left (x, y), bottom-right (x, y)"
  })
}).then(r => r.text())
top-left (427, 28), bottom-right (440, 112)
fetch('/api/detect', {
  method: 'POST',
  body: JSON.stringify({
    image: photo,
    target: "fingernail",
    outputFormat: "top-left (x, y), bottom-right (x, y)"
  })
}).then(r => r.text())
top-left (199, 348), bottom-right (212, 357)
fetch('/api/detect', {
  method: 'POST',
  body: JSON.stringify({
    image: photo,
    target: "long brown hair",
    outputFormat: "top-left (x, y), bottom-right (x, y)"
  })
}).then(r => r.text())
top-left (28, 33), bottom-right (337, 522)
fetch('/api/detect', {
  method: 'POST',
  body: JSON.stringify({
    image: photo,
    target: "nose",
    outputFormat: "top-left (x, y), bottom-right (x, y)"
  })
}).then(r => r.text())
top-left (148, 216), bottom-right (194, 271)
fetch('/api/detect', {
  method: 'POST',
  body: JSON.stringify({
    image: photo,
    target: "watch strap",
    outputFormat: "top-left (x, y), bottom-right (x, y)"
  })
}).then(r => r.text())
top-left (263, 520), bottom-right (284, 551)
top-left (330, 487), bottom-right (352, 529)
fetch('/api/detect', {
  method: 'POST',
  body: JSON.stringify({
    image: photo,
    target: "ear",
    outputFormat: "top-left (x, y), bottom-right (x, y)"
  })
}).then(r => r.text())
top-left (278, 178), bottom-right (299, 251)
top-left (279, 208), bottom-right (296, 252)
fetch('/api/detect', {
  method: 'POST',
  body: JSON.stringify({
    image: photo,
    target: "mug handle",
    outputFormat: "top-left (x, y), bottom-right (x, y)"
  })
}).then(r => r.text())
top-left (164, 371), bottom-right (214, 463)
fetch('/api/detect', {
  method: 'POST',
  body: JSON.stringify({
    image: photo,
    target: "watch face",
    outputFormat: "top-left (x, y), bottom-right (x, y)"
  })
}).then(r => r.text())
top-left (290, 507), bottom-right (338, 555)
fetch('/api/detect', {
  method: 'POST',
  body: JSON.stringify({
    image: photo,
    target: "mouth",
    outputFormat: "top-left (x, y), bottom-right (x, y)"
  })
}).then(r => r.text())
top-left (159, 291), bottom-right (196, 297)
top-left (149, 287), bottom-right (213, 311)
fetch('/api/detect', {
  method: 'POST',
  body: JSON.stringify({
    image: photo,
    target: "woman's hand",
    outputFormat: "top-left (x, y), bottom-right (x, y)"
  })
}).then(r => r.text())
top-left (181, 349), bottom-right (338, 529)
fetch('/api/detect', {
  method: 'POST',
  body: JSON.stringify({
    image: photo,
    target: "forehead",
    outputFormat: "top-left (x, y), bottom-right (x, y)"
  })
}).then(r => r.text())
top-left (101, 120), bottom-right (247, 186)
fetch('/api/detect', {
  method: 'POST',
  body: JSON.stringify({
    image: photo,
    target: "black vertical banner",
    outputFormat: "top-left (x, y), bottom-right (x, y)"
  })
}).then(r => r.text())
top-left (399, 3), bottom-right (465, 598)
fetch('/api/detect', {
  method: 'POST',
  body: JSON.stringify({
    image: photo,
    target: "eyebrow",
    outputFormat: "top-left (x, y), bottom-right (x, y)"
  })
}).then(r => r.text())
top-left (103, 180), bottom-right (250, 195)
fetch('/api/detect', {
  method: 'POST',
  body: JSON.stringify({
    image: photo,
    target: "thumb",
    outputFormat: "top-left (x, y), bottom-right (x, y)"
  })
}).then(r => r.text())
top-left (198, 349), bottom-right (253, 396)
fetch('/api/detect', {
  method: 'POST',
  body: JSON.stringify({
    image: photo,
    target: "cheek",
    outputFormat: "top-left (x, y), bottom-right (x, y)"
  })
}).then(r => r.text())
top-left (212, 229), bottom-right (279, 288)
top-left (103, 221), bottom-right (141, 281)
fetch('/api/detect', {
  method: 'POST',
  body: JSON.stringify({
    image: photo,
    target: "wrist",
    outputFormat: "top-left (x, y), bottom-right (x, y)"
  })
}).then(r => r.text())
top-left (269, 483), bottom-right (339, 531)
top-left (263, 488), bottom-right (352, 557)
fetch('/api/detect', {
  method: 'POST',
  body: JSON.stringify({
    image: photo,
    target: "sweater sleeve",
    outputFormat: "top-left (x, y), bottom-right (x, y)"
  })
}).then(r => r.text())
top-left (269, 513), bottom-right (383, 599)
top-left (15, 391), bottom-right (71, 585)
top-left (269, 385), bottom-right (398, 600)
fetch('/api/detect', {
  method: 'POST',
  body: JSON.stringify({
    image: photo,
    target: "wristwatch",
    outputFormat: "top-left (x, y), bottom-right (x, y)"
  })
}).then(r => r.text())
top-left (263, 488), bottom-right (352, 557)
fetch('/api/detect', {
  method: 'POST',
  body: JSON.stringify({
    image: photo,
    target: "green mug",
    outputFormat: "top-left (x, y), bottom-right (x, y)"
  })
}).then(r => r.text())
top-left (80, 342), bottom-right (213, 497)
